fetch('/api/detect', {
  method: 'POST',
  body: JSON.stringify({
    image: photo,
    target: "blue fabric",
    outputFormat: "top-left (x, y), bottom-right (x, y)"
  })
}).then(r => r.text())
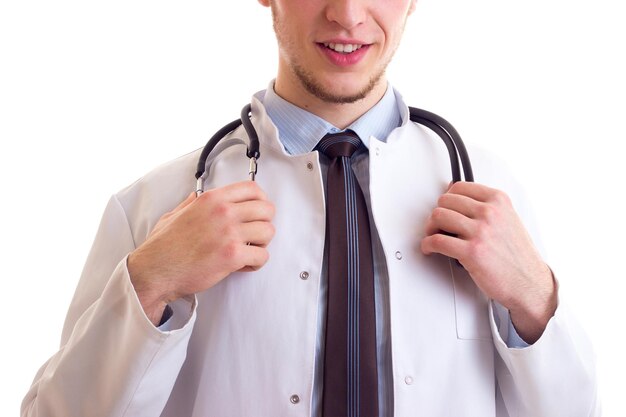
top-left (259, 81), bottom-right (401, 154)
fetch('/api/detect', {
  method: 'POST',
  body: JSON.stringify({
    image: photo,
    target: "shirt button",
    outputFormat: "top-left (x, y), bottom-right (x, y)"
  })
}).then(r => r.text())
top-left (405, 375), bottom-right (414, 385)
top-left (290, 394), bottom-right (300, 404)
top-left (395, 251), bottom-right (403, 260)
top-left (299, 271), bottom-right (310, 280)
top-left (307, 162), bottom-right (314, 171)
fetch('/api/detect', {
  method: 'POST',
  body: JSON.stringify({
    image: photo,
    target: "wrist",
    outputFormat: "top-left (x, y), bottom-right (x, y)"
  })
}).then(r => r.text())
top-left (127, 251), bottom-right (171, 326)
top-left (508, 265), bottom-right (558, 343)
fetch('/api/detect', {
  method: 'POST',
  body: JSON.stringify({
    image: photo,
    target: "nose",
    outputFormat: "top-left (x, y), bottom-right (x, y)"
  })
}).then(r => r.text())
top-left (325, 0), bottom-right (368, 30)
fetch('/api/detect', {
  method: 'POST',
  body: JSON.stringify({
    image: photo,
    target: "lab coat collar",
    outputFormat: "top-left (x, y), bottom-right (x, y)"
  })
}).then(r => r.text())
top-left (250, 82), bottom-right (410, 155)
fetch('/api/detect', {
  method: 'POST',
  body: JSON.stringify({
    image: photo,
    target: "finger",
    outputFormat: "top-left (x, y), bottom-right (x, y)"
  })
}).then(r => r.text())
top-left (237, 245), bottom-right (271, 272)
top-left (437, 192), bottom-right (483, 219)
top-left (424, 207), bottom-right (475, 237)
top-left (239, 221), bottom-right (275, 247)
top-left (421, 232), bottom-right (467, 259)
top-left (448, 181), bottom-right (498, 203)
top-left (234, 200), bottom-right (276, 223)
top-left (205, 181), bottom-right (268, 204)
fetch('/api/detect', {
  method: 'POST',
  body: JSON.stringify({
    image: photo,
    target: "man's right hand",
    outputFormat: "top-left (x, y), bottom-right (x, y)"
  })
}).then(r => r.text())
top-left (127, 181), bottom-right (276, 325)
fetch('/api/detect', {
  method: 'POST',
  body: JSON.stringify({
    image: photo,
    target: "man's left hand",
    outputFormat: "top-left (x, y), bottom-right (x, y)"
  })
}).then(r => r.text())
top-left (421, 181), bottom-right (557, 344)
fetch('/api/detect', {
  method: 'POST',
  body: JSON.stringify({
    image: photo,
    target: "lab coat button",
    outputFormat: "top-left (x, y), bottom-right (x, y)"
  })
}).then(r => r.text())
top-left (300, 271), bottom-right (309, 280)
top-left (395, 251), bottom-right (403, 260)
top-left (290, 394), bottom-right (300, 404)
top-left (405, 375), bottom-right (414, 385)
top-left (307, 162), bottom-right (314, 171)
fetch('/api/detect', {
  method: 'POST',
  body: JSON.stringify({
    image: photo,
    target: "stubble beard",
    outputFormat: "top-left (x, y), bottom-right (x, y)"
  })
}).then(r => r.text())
top-left (291, 60), bottom-right (384, 104)
top-left (272, 8), bottom-right (398, 105)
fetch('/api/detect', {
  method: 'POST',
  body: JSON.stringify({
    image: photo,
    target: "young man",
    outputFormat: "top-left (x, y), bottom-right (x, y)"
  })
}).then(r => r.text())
top-left (23, 0), bottom-right (598, 416)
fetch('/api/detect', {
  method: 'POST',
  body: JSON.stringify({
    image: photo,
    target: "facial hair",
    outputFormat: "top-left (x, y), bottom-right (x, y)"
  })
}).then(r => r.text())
top-left (291, 59), bottom-right (383, 104)
top-left (271, 6), bottom-right (402, 105)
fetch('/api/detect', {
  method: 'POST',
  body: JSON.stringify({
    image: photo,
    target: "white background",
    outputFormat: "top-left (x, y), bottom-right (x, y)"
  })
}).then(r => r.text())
top-left (1, 0), bottom-right (624, 414)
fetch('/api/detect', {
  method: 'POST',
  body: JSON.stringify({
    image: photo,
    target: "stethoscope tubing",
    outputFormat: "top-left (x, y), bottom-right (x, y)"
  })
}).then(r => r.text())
top-left (195, 104), bottom-right (473, 195)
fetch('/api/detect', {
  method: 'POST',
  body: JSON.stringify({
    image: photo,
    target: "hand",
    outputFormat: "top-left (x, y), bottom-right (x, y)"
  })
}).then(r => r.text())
top-left (420, 182), bottom-right (557, 343)
top-left (128, 181), bottom-right (276, 325)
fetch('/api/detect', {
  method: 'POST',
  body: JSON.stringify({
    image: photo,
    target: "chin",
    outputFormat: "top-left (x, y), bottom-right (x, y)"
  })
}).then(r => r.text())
top-left (297, 68), bottom-right (383, 105)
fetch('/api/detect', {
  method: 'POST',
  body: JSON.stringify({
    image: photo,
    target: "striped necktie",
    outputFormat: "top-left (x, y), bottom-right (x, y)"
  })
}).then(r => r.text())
top-left (317, 130), bottom-right (378, 417)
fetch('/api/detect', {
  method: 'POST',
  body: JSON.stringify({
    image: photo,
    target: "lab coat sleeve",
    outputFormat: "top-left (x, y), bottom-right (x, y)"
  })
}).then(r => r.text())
top-left (476, 148), bottom-right (600, 417)
top-left (491, 300), bottom-right (600, 417)
top-left (21, 195), bottom-right (197, 417)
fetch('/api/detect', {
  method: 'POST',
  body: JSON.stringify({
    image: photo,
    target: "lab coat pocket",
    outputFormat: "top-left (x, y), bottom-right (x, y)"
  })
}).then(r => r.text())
top-left (451, 262), bottom-right (493, 340)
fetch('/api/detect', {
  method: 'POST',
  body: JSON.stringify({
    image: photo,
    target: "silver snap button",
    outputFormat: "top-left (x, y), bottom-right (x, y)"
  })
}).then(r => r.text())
top-left (405, 375), bottom-right (414, 385)
top-left (307, 162), bottom-right (314, 171)
top-left (300, 271), bottom-right (310, 280)
top-left (290, 394), bottom-right (300, 404)
top-left (395, 251), bottom-right (403, 260)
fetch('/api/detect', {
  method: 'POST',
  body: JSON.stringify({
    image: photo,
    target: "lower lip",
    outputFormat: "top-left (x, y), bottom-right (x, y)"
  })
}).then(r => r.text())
top-left (317, 44), bottom-right (370, 67)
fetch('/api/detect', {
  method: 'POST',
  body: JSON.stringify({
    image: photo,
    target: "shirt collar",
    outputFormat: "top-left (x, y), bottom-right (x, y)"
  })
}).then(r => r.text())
top-left (254, 80), bottom-right (402, 155)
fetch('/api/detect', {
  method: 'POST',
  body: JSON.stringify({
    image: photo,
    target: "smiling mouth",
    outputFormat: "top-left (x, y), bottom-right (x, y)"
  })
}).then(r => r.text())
top-left (322, 42), bottom-right (364, 54)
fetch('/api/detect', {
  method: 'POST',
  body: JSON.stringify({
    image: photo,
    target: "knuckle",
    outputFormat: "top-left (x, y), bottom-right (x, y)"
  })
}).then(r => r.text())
top-left (475, 223), bottom-right (490, 242)
top-left (432, 207), bottom-right (446, 221)
top-left (478, 203), bottom-right (495, 220)
top-left (214, 201), bottom-right (233, 219)
top-left (243, 180), bottom-right (256, 192)
top-left (198, 188), bottom-right (218, 204)
top-left (492, 189), bottom-right (511, 206)
top-left (221, 241), bottom-right (241, 262)
top-left (431, 233), bottom-right (446, 247)
top-left (247, 181), bottom-right (265, 198)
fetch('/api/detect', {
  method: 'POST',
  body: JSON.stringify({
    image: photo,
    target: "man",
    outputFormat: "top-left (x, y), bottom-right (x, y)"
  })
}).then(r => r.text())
top-left (22, 0), bottom-right (598, 416)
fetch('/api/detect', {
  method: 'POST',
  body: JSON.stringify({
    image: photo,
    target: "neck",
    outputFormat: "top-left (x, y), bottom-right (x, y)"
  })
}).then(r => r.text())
top-left (273, 73), bottom-right (388, 130)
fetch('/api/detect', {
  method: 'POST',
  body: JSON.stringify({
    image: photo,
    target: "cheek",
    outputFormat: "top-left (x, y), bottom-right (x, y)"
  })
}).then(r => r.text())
top-left (382, 14), bottom-right (409, 50)
top-left (376, 0), bottom-right (413, 37)
top-left (275, 0), bottom-right (317, 23)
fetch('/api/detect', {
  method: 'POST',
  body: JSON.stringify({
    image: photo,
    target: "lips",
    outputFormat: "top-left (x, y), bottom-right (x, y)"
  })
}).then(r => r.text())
top-left (317, 41), bottom-right (371, 66)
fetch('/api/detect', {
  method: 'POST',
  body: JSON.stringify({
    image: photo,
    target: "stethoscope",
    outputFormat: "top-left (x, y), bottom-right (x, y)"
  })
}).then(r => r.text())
top-left (195, 104), bottom-right (474, 196)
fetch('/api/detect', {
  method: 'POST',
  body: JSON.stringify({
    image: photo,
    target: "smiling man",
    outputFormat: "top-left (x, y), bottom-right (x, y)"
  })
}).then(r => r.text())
top-left (23, 1), bottom-right (598, 416)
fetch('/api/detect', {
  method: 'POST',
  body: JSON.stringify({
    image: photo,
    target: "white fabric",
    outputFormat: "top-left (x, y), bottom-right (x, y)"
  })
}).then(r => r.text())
top-left (22, 93), bottom-right (599, 417)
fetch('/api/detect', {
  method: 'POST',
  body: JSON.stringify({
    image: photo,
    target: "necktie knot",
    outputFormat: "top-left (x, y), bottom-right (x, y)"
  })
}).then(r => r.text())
top-left (317, 130), bottom-right (362, 159)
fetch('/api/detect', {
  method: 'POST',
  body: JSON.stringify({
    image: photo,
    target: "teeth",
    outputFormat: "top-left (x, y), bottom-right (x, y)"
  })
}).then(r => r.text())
top-left (323, 42), bottom-right (363, 54)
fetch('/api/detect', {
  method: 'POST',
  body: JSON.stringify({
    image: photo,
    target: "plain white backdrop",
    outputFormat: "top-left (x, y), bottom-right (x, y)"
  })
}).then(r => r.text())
top-left (1, 0), bottom-right (624, 415)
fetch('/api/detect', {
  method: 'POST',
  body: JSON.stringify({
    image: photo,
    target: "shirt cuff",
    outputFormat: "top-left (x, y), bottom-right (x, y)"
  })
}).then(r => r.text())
top-left (158, 305), bottom-right (174, 326)
top-left (491, 300), bottom-right (531, 349)
top-left (156, 296), bottom-right (196, 332)
top-left (506, 313), bottom-right (531, 349)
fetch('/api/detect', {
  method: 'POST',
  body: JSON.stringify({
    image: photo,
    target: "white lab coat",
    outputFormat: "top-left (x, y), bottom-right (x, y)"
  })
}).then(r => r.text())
top-left (22, 94), bottom-right (599, 417)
